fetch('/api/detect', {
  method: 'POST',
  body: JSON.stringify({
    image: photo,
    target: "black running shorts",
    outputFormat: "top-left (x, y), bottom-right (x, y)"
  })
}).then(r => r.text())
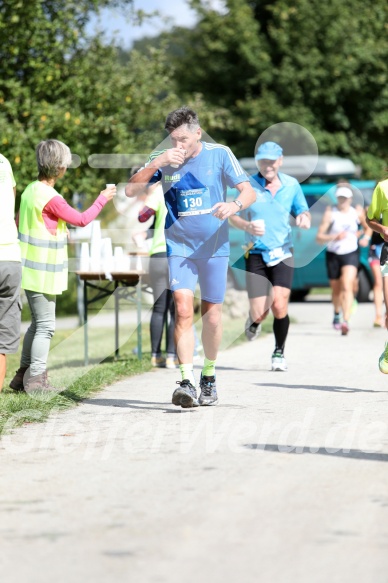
top-left (245, 253), bottom-right (294, 299)
top-left (325, 250), bottom-right (359, 280)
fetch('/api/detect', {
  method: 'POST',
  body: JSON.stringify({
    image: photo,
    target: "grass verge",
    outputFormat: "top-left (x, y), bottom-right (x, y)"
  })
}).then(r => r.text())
top-left (0, 313), bottom-right (273, 435)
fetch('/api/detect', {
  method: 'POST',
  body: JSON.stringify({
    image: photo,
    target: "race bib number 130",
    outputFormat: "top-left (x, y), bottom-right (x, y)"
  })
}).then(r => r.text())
top-left (177, 187), bottom-right (212, 216)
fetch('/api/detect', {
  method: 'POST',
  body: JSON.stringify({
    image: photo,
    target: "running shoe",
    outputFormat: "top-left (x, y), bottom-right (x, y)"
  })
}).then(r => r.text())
top-left (165, 356), bottom-right (179, 369)
top-left (332, 313), bottom-right (341, 330)
top-left (172, 379), bottom-right (199, 408)
top-left (271, 351), bottom-right (288, 371)
top-left (341, 321), bottom-right (349, 336)
top-left (378, 342), bottom-right (388, 374)
top-left (350, 299), bottom-right (358, 315)
top-left (244, 316), bottom-right (261, 341)
top-left (198, 374), bottom-right (219, 406)
top-left (151, 355), bottom-right (166, 368)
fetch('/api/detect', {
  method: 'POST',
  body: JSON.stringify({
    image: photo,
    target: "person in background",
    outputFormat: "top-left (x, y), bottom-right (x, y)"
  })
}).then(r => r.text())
top-left (126, 106), bottom-right (256, 408)
top-left (361, 222), bottom-right (385, 327)
top-left (366, 178), bottom-right (388, 373)
top-left (229, 141), bottom-right (311, 372)
top-left (0, 153), bottom-right (22, 392)
top-left (316, 184), bottom-right (368, 336)
top-left (9, 139), bottom-right (115, 392)
top-left (138, 182), bottom-right (177, 369)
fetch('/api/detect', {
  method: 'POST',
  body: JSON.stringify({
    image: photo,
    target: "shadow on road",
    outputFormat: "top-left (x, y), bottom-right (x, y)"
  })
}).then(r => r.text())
top-left (83, 398), bottom-right (195, 413)
top-left (257, 382), bottom-right (383, 394)
top-left (244, 443), bottom-right (388, 462)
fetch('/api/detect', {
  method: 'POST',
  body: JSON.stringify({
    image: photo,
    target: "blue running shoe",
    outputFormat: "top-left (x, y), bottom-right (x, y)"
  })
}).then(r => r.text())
top-left (199, 374), bottom-right (219, 406)
top-left (172, 379), bottom-right (199, 408)
top-left (332, 313), bottom-right (341, 330)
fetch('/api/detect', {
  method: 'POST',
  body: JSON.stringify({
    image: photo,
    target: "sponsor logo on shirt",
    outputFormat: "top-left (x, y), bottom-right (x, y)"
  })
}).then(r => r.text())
top-left (165, 174), bottom-right (180, 182)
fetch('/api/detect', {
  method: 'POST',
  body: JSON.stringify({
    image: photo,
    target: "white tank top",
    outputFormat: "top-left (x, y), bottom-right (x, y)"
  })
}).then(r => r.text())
top-left (327, 206), bottom-right (359, 255)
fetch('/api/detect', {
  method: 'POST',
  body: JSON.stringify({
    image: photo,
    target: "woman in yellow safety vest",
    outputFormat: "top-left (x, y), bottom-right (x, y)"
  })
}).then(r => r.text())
top-left (9, 139), bottom-right (115, 392)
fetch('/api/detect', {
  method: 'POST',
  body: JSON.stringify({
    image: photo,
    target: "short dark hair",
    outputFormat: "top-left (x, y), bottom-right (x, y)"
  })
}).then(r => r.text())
top-left (164, 106), bottom-right (200, 132)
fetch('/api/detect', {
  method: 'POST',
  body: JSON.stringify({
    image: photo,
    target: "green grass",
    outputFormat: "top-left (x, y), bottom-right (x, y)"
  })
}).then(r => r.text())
top-left (0, 313), bottom-right (273, 436)
top-left (309, 287), bottom-right (331, 295)
top-left (0, 328), bottom-right (152, 435)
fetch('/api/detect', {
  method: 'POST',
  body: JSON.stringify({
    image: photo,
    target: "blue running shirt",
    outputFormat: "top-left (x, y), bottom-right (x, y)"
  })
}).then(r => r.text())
top-left (148, 142), bottom-right (248, 258)
top-left (240, 172), bottom-right (309, 262)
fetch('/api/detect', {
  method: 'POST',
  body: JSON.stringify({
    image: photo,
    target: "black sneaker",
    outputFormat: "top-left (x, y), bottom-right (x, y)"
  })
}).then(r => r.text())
top-left (172, 379), bottom-right (199, 408)
top-left (198, 374), bottom-right (219, 406)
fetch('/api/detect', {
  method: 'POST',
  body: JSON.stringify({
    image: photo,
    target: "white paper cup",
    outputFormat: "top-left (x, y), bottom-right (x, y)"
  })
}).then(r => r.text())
top-left (105, 184), bottom-right (117, 195)
top-left (80, 242), bottom-right (90, 271)
top-left (114, 246), bottom-right (124, 258)
top-left (253, 219), bottom-right (265, 233)
top-left (90, 220), bottom-right (101, 269)
top-left (102, 237), bottom-right (113, 258)
top-left (171, 150), bottom-right (187, 168)
top-left (113, 246), bottom-right (125, 271)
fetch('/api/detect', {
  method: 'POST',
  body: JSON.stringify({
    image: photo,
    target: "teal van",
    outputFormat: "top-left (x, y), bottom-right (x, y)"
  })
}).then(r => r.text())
top-left (228, 156), bottom-right (376, 301)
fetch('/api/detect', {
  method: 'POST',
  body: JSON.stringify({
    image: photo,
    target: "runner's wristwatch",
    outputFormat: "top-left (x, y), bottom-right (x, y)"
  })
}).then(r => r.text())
top-left (233, 199), bottom-right (243, 210)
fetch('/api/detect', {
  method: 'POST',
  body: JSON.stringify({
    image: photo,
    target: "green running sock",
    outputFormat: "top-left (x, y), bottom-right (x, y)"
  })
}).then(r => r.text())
top-left (202, 357), bottom-right (216, 377)
top-left (179, 364), bottom-right (195, 386)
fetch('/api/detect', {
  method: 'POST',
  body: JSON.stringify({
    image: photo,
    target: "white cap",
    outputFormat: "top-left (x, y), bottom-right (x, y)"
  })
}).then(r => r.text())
top-left (336, 186), bottom-right (353, 198)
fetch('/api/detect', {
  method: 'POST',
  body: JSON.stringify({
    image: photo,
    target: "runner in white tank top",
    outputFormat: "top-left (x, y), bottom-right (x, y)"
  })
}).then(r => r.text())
top-left (316, 185), bottom-right (368, 335)
top-left (326, 206), bottom-right (359, 254)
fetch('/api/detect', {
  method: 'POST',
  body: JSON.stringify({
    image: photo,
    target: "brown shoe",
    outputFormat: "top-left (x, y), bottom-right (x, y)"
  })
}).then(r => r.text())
top-left (25, 371), bottom-right (58, 392)
top-left (9, 366), bottom-right (29, 392)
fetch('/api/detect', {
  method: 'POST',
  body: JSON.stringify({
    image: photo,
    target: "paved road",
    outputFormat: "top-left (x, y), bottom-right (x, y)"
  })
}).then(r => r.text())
top-left (2, 301), bottom-right (388, 583)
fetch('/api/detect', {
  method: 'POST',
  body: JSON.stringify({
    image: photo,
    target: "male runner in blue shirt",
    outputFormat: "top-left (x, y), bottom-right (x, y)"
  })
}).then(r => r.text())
top-left (230, 141), bottom-right (311, 372)
top-left (126, 106), bottom-right (256, 407)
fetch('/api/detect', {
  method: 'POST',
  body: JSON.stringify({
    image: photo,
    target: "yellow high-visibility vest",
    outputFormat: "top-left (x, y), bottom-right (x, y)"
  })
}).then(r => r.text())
top-left (19, 181), bottom-right (68, 295)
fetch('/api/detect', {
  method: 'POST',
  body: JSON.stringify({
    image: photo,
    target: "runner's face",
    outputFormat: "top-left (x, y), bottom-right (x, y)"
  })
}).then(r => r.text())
top-left (169, 125), bottom-right (202, 158)
top-left (337, 196), bottom-right (352, 208)
top-left (258, 157), bottom-right (282, 181)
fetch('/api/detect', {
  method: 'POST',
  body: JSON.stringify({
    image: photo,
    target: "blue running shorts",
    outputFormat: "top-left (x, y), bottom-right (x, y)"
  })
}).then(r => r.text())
top-left (168, 256), bottom-right (228, 304)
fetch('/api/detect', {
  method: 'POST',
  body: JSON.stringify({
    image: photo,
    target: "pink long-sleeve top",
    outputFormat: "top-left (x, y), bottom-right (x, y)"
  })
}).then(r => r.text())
top-left (42, 194), bottom-right (107, 230)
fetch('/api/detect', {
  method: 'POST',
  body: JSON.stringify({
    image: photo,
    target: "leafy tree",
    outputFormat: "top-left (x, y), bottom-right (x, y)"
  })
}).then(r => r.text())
top-left (0, 0), bottom-right (182, 202)
top-left (0, 0), bottom-right (186, 314)
top-left (155, 0), bottom-right (388, 177)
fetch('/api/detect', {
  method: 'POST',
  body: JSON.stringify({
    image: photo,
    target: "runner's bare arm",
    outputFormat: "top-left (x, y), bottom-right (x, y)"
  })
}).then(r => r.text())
top-left (125, 149), bottom-right (185, 198)
top-left (212, 181), bottom-right (256, 219)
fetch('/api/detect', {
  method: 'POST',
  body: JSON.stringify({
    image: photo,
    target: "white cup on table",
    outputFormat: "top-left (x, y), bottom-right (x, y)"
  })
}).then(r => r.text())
top-left (90, 220), bottom-right (102, 270)
top-left (114, 246), bottom-right (127, 271)
top-left (80, 242), bottom-right (90, 271)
